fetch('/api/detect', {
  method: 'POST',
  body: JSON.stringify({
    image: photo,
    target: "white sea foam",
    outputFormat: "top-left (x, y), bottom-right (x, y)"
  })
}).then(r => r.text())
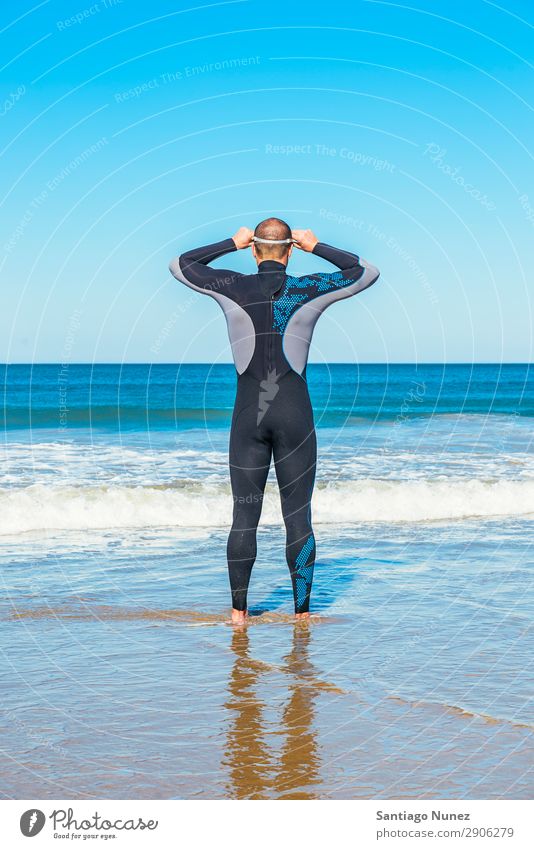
top-left (0, 478), bottom-right (533, 535)
top-left (2, 438), bottom-right (533, 491)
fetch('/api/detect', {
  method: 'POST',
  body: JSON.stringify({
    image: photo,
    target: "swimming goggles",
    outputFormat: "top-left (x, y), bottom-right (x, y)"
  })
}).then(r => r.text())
top-left (252, 236), bottom-right (294, 244)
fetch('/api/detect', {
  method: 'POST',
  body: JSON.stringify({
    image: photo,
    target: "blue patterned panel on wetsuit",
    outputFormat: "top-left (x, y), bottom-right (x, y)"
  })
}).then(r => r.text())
top-left (294, 534), bottom-right (315, 610)
top-left (272, 273), bottom-right (354, 334)
top-left (290, 271), bottom-right (348, 293)
top-left (295, 534), bottom-right (315, 568)
top-left (272, 291), bottom-right (308, 334)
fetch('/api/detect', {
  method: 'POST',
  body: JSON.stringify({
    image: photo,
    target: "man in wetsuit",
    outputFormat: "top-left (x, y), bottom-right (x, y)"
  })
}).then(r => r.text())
top-left (169, 218), bottom-right (380, 624)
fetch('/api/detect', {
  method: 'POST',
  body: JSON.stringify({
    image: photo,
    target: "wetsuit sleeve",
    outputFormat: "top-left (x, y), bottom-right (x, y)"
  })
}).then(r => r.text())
top-left (169, 238), bottom-right (256, 375)
top-left (280, 243), bottom-right (380, 374)
top-left (168, 238), bottom-right (241, 294)
top-left (309, 241), bottom-right (380, 298)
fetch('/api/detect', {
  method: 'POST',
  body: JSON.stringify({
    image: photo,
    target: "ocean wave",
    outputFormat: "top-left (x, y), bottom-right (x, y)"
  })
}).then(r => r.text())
top-left (0, 478), bottom-right (533, 535)
top-left (2, 406), bottom-right (234, 430)
top-left (3, 407), bottom-right (534, 430)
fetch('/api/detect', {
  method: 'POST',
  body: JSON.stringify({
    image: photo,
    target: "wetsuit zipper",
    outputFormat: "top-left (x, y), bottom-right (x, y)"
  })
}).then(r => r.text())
top-left (268, 294), bottom-right (274, 373)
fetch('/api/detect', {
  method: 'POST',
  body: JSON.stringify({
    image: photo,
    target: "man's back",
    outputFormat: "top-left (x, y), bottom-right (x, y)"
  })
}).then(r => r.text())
top-left (169, 238), bottom-right (379, 380)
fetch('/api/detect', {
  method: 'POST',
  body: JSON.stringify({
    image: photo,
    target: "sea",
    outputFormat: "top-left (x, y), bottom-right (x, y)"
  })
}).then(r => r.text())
top-left (0, 363), bottom-right (532, 799)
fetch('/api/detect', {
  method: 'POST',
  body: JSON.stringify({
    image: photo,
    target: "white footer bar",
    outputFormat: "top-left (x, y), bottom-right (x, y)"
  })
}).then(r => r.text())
top-left (2, 799), bottom-right (532, 848)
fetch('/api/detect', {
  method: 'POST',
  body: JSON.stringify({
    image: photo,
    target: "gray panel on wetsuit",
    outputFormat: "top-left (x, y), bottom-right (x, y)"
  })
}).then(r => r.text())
top-left (169, 257), bottom-right (256, 374)
top-left (282, 259), bottom-right (380, 375)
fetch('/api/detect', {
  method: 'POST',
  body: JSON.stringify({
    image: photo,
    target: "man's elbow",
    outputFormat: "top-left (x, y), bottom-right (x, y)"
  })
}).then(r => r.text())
top-left (168, 256), bottom-right (182, 280)
top-left (361, 260), bottom-right (380, 288)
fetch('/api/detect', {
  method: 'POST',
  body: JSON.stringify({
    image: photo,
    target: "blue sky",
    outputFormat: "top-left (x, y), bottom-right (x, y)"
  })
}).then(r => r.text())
top-left (1, 0), bottom-right (532, 363)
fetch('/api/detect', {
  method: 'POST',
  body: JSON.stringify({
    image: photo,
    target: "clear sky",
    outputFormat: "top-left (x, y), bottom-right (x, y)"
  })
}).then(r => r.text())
top-left (1, 0), bottom-right (532, 364)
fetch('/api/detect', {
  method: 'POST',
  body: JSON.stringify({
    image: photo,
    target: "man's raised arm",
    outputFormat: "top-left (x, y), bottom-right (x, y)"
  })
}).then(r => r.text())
top-left (168, 228), bottom-right (253, 293)
top-left (292, 228), bottom-right (380, 296)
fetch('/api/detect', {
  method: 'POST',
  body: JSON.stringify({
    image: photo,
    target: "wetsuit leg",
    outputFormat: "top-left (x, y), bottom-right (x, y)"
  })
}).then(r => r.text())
top-left (227, 389), bottom-right (272, 611)
top-left (271, 375), bottom-right (317, 614)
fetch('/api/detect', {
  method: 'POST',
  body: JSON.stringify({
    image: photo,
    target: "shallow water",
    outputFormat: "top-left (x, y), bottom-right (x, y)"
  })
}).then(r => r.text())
top-left (1, 518), bottom-right (532, 799)
top-left (0, 365), bottom-right (532, 798)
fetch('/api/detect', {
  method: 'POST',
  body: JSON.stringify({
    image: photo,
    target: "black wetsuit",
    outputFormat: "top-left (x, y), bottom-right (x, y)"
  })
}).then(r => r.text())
top-left (169, 239), bottom-right (380, 612)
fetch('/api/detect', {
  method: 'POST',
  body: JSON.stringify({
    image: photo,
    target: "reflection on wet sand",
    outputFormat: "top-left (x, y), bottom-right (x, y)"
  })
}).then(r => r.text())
top-left (223, 623), bottom-right (322, 799)
top-left (274, 625), bottom-right (322, 800)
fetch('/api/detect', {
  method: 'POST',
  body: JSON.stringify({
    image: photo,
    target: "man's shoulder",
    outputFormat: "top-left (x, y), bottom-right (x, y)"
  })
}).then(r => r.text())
top-left (199, 269), bottom-right (248, 295)
top-left (285, 270), bottom-right (347, 296)
top-left (210, 271), bottom-right (259, 302)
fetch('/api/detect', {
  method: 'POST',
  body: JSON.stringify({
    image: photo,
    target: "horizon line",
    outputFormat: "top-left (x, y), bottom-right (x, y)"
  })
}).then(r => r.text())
top-left (0, 361), bottom-right (532, 367)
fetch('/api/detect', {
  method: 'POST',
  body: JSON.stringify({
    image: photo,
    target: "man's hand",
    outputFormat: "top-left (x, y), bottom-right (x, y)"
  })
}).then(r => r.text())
top-left (232, 227), bottom-right (254, 249)
top-left (291, 229), bottom-right (319, 252)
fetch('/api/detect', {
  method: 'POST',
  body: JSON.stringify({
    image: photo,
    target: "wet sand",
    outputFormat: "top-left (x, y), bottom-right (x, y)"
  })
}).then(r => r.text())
top-left (1, 519), bottom-right (533, 800)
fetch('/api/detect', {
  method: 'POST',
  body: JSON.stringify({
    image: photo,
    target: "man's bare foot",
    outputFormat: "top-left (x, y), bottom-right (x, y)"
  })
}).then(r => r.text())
top-left (230, 608), bottom-right (248, 626)
top-left (295, 612), bottom-right (310, 620)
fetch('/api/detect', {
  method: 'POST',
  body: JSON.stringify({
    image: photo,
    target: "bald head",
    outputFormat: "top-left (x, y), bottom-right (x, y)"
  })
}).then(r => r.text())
top-left (252, 217), bottom-right (293, 263)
